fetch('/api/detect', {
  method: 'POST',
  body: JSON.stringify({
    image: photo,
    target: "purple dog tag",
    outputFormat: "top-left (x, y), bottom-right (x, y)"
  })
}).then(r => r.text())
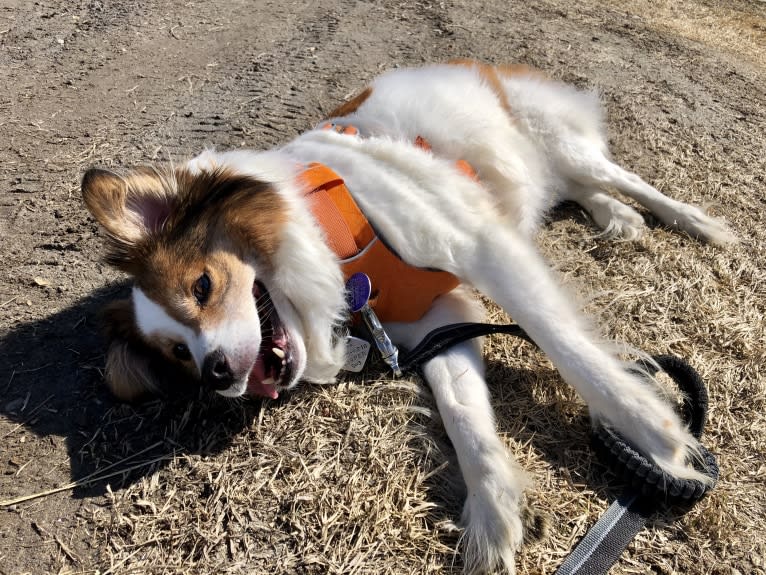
top-left (346, 272), bottom-right (372, 313)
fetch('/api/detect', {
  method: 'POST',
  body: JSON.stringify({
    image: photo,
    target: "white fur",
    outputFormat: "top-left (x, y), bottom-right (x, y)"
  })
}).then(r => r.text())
top-left (184, 63), bottom-right (732, 574)
top-left (133, 286), bottom-right (204, 368)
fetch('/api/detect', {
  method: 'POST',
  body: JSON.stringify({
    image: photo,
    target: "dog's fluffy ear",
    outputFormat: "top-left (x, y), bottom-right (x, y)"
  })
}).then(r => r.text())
top-left (100, 298), bottom-right (166, 402)
top-left (82, 167), bottom-right (176, 271)
top-left (104, 339), bottom-right (165, 402)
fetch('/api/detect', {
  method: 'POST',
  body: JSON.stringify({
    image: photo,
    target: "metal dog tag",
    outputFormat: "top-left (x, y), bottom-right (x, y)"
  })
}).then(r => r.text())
top-left (343, 272), bottom-right (402, 377)
top-left (342, 335), bottom-right (371, 372)
top-left (346, 272), bottom-right (372, 312)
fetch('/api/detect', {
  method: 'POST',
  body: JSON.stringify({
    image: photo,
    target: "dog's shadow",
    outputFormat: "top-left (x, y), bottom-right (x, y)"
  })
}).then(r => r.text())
top-left (0, 283), bottom-right (259, 502)
top-left (485, 354), bottom-right (611, 488)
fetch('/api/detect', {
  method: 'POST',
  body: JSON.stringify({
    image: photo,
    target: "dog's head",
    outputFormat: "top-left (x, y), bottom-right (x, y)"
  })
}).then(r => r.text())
top-left (82, 160), bottom-right (347, 402)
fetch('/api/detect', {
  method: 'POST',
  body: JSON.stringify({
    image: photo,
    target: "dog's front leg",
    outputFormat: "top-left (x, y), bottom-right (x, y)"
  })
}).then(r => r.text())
top-left (452, 227), bottom-right (709, 487)
top-left (386, 288), bottom-right (536, 575)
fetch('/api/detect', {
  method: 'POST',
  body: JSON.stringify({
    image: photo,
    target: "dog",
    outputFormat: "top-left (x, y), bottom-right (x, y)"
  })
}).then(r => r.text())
top-left (82, 61), bottom-right (734, 574)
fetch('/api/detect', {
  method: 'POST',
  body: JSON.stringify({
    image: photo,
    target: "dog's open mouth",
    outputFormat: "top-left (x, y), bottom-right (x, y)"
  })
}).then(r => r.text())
top-left (248, 281), bottom-right (294, 399)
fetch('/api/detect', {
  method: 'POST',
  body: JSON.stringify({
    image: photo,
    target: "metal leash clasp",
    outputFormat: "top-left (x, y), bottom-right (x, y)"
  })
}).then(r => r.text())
top-left (359, 303), bottom-right (402, 377)
top-left (345, 272), bottom-right (402, 377)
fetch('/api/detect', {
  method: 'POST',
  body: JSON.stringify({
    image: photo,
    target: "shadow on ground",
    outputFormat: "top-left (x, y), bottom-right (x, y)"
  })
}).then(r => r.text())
top-left (1, 271), bottom-right (647, 514)
top-left (0, 283), bottom-right (261, 502)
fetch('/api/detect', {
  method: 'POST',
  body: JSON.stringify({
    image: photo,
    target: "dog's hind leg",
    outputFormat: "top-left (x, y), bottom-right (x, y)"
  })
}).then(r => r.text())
top-left (563, 182), bottom-right (647, 240)
top-left (561, 143), bottom-right (736, 245)
top-left (448, 226), bottom-right (713, 489)
top-left (386, 287), bottom-right (542, 575)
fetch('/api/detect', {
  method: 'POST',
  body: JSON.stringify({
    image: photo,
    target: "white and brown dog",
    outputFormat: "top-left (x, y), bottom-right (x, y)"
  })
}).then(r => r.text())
top-left (82, 61), bottom-right (733, 574)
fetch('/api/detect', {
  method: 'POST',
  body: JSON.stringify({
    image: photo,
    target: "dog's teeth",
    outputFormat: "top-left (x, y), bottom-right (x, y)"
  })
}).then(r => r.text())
top-left (262, 377), bottom-right (275, 386)
top-left (272, 347), bottom-right (285, 359)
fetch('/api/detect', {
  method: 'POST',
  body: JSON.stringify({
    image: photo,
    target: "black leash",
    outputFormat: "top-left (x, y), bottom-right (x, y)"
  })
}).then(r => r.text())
top-left (387, 322), bottom-right (719, 574)
top-left (398, 321), bottom-right (533, 373)
top-left (557, 354), bottom-right (718, 575)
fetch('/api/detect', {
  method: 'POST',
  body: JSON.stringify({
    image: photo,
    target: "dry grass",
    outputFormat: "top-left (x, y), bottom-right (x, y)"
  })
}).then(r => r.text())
top-left (88, 381), bottom-right (468, 574)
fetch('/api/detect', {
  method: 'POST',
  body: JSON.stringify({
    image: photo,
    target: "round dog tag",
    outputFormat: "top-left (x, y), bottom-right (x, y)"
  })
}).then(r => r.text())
top-left (346, 272), bottom-right (372, 313)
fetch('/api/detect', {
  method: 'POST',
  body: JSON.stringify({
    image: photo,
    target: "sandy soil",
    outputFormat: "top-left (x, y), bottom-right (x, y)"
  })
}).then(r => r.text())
top-left (1, 0), bottom-right (764, 573)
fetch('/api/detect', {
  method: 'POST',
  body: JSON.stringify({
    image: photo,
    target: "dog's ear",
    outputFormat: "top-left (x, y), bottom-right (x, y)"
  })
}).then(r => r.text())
top-left (100, 298), bottom-right (200, 402)
top-left (82, 167), bottom-right (176, 270)
top-left (100, 298), bottom-right (165, 402)
top-left (104, 339), bottom-right (165, 402)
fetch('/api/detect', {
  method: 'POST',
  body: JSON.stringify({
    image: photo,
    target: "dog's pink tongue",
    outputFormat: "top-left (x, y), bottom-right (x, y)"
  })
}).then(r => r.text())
top-left (247, 356), bottom-right (279, 399)
top-left (249, 379), bottom-right (279, 399)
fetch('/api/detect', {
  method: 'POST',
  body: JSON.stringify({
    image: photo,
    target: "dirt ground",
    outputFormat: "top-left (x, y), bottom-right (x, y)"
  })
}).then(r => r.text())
top-left (1, 0), bottom-right (764, 573)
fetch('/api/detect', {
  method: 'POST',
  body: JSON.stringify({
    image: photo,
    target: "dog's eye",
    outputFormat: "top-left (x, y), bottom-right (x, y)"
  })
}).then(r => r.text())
top-left (193, 273), bottom-right (211, 305)
top-left (172, 343), bottom-right (191, 361)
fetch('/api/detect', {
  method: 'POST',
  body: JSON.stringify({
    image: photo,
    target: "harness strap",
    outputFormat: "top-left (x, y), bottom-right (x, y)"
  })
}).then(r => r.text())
top-left (301, 163), bottom-right (375, 260)
top-left (300, 161), bottom-right (460, 323)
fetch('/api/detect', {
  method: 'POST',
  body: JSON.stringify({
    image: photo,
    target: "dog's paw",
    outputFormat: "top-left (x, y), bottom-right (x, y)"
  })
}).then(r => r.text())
top-left (661, 202), bottom-right (737, 246)
top-left (460, 472), bottom-right (527, 574)
top-left (594, 370), bottom-right (713, 487)
top-left (600, 202), bottom-right (646, 240)
top-left (521, 500), bottom-right (549, 545)
top-left (586, 195), bottom-right (647, 240)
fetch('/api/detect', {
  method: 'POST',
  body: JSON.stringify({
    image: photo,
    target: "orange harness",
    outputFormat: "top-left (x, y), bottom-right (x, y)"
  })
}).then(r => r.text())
top-left (300, 129), bottom-right (469, 322)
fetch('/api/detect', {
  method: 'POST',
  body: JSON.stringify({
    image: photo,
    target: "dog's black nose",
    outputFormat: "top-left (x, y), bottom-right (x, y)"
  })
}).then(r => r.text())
top-left (202, 349), bottom-right (235, 390)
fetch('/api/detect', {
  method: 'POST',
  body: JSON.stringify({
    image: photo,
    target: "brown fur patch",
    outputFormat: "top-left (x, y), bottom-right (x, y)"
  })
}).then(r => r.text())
top-left (327, 86), bottom-right (373, 118)
top-left (448, 59), bottom-right (543, 119)
top-left (139, 246), bottom-right (255, 332)
top-left (100, 298), bottom-right (194, 401)
top-left (495, 62), bottom-right (545, 80)
top-left (84, 165), bottom-right (288, 336)
top-left (83, 166), bottom-right (286, 271)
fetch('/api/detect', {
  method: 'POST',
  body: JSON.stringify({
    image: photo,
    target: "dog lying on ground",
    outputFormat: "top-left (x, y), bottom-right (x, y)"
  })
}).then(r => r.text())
top-left (82, 61), bottom-right (734, 574)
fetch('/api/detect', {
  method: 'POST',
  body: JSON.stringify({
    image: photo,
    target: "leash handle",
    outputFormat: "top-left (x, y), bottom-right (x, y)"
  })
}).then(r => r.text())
top-left (592, 354), bottom-right (718, 504)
